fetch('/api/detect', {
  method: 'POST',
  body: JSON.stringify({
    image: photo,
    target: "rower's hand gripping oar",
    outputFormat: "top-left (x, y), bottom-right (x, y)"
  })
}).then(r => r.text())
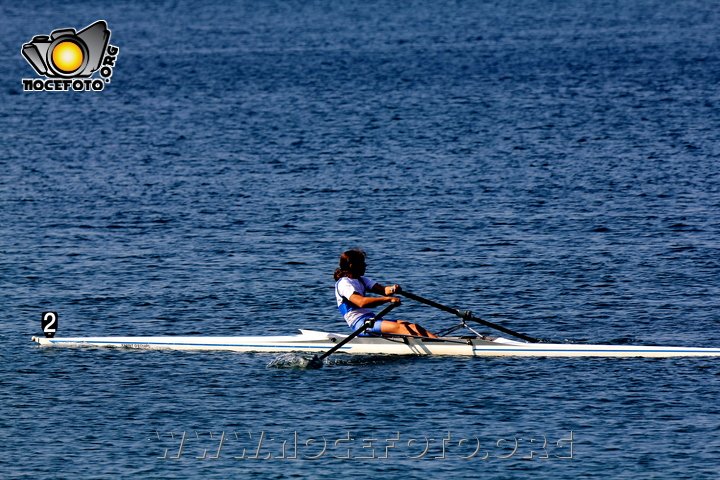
top-left (306, 302), bottom-right (399, 368)
top-left (398, 290), bottom-right (540, 343)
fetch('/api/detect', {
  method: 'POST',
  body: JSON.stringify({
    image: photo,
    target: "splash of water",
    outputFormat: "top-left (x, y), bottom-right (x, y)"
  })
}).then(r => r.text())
top-left (266, 353), bottom-right (323, 369)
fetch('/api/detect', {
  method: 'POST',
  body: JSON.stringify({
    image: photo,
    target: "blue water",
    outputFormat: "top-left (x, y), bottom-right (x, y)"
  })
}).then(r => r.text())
top-left (2, 0), bottom-right (720, 477)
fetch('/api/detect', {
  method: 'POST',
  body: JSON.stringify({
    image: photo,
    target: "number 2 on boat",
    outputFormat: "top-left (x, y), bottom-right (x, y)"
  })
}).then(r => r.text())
top-left (41, 312), bottom-right (58, 338)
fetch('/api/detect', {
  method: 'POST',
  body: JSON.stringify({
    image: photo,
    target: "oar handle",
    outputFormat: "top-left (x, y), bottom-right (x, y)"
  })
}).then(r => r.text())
top-left (398, 290), bottom-right (540, 343)
top-left (315, 302), bottom-right (399, 361)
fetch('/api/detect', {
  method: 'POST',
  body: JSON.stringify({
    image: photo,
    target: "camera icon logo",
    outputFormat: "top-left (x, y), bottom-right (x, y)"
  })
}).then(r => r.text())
top-left (22, 20), bottom-right (110, 78)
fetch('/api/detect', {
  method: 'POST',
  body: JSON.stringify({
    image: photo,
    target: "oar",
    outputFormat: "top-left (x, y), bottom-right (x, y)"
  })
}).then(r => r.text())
top-left (306, 302), bottom-right (399, 368)
top-left (398, 290), bottom-right (540, 343)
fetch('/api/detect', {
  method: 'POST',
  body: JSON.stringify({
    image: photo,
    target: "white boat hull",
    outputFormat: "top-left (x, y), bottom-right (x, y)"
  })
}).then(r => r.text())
top-left (31, 330), bottom-right (720, 358)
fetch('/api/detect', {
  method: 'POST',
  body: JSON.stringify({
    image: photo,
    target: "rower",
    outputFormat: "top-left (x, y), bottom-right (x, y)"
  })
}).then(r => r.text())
top-left (333, 249), bottom-right (437, 338)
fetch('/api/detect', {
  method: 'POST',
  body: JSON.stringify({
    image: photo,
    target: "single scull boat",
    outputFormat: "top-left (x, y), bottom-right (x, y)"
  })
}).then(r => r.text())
top-left (31, 330), bottom-right (720, 358)
top-left (34, 288), bottom-right (720, 360)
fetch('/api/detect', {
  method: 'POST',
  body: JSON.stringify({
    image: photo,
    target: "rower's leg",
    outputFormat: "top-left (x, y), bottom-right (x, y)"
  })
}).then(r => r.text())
top-left (380, 320), bottom-right (437, 338)
top-left (411, 323), bottom-right (437, 338)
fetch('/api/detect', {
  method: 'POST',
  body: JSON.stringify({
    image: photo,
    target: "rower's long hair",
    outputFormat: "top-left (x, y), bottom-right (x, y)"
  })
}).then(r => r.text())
top-left (334, 249), bottom-right (366, 281)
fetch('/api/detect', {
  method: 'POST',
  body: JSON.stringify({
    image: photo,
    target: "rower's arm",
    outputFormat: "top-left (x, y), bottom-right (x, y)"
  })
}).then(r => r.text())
top-left (348, 292), bottom-right (400, 308)
top-left (370, 283), bottom-right (401, 296)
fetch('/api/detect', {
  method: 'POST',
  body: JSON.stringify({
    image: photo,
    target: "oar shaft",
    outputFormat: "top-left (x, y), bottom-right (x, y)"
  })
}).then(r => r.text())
top-left (316, 303), bottom-right (398, 361)
top-left (399, 291), bottom-right (463, 316)
top-left (398, 291), bottom-right (539, 343)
